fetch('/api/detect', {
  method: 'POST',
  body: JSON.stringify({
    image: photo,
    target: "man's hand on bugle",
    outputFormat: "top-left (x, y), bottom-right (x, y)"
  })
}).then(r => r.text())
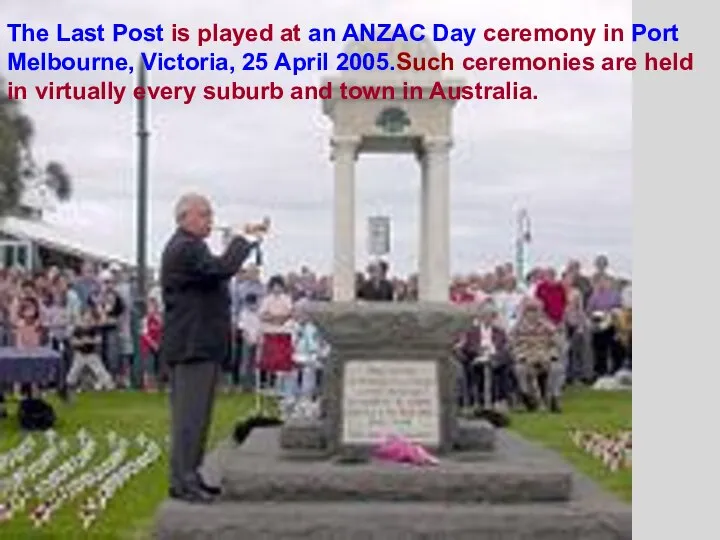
top-left (235, 216), bottom-right (271, 239)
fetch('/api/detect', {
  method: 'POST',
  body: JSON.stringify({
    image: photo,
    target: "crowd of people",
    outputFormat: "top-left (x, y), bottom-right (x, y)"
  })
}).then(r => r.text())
top-left (0, 263), bottom-right (134, 415)
top-left (334, 254), bottom-right (630, 413)
top-left (0, 252), bottom-right (631, 416)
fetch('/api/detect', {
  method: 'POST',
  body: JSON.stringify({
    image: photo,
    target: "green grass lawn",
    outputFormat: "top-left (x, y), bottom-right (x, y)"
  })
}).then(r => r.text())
top-left (0, 391), bottom-right (251, 540)
top-left (0, 388), bottom-right (630, 539)
top-left (510, 387), bottom-right (632, 502)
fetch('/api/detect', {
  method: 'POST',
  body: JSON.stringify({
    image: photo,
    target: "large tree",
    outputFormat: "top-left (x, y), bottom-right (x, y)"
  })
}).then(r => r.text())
top-left (0, 75), bottom-right (72, 216)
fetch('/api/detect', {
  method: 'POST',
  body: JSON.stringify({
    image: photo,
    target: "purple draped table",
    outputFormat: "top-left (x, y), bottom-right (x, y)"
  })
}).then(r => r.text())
top-left (0, 346), bottom-right (62, 386)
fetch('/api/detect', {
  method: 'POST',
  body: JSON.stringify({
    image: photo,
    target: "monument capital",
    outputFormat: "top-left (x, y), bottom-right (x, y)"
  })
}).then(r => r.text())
top-left (330, 135), bottom-right (361, 161)
top-left (423, 136), bottom-right (453, 154)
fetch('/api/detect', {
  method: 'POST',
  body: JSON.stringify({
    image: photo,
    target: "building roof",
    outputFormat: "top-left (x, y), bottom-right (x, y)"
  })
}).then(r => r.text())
top-left (0, 215), bottom-right (135, 267)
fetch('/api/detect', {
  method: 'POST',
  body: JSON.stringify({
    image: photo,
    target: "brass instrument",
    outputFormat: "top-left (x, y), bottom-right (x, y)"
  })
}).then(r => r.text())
top-left (238, 216), bottom-right (271, 237)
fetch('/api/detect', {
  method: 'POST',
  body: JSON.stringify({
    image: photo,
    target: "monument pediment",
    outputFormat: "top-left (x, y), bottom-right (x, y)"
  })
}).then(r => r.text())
top-left (322, 40), bottom-right (463, 146)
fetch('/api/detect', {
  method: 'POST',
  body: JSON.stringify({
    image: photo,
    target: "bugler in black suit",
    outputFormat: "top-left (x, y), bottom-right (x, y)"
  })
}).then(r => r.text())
top-left (160, 227), bottom-right (256, 501)
top-left (160, 229), bottom-right (255, 366)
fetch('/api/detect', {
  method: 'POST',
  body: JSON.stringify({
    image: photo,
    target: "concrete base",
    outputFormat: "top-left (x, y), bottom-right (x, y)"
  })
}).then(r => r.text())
top-left (154, 429), bottom-right (631, 539)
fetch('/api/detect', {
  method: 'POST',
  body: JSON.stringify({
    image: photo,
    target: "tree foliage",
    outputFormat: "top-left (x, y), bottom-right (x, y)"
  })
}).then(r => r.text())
top-left (0, 75), bottom-right (72, 216)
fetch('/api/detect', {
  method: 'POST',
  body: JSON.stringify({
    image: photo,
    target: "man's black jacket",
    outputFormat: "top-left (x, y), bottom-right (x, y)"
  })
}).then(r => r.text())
top-left (357, 278), bottom-right (394, 301)
top-left (159, 228), bottom-right (255, 365)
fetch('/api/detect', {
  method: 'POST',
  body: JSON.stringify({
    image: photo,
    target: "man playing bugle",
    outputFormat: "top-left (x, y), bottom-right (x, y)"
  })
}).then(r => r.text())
top-left (160, 192), bottom-right (269, 503)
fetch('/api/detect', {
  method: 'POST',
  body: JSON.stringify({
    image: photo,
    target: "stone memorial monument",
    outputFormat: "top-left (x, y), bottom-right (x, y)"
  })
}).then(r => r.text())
top-left (323, 40), bottom-right (463, 303)
top-left (279, 302), bottom-right (496, 461)
top-left (155, 39), bottom-right (631, 539)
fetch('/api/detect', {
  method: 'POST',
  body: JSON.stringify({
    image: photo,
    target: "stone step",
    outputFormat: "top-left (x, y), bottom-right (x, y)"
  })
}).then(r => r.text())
top-left (218, 426), bottom-right (572, 503)
top-left (221, 457), bottom-right (572, 503)
top-left (154, 500), bottom-right (631, 540)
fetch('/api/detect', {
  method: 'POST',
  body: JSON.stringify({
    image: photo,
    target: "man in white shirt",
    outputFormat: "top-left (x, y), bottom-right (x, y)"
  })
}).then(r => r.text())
top-left (492, 275), bottom-right (525, 331)
top-left (236, 293), bottom-right (261, 392)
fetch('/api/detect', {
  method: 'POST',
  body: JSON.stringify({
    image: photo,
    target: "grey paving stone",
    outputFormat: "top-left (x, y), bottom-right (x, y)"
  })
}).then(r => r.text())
top-left (154, 500), bottom-right (631, 540)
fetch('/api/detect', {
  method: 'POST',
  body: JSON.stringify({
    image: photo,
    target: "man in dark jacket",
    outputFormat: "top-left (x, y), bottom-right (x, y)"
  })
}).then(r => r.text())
top-left (357, 261), bottom-right (394, 301)
top-left (160, 193), bottom-right (266, 503)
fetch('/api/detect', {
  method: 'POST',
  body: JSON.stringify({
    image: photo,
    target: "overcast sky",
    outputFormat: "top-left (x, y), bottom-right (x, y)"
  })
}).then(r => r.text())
top-left (2, 0), bottom-right (631, 278)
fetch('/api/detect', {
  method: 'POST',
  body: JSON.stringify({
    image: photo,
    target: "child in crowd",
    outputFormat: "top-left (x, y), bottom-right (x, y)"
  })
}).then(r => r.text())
top-left (237, 293), bottom-right (261, 392)
top-left (140, 297), bottom-right (164, 392)
top-left (291, 300), bottom-right (329, 404)
top-left (14, 296), bottom-right (44, 348)
top-left (66, 307), bottom-right (115, 391)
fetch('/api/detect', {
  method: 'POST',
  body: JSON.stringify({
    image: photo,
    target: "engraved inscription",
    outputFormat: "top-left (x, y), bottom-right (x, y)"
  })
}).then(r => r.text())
top-left (341, 360), bottom-right (440, 445)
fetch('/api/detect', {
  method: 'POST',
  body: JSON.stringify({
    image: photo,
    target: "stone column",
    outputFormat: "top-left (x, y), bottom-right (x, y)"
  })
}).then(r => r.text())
top-left (331, 136), bottom-right (360, 301)
top-left (418, 151), bottom-right (430, 298)
top-left (422, 137), bottom-right (452, 301)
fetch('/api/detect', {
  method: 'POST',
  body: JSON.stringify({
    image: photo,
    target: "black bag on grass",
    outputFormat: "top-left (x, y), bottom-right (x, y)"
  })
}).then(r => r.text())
top-left (18, 398), bottom-right (56, 431)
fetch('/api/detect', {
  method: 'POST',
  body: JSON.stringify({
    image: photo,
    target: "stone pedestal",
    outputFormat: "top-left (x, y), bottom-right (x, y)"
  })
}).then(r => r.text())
top-left (284, 301), bottom-right (494, 461)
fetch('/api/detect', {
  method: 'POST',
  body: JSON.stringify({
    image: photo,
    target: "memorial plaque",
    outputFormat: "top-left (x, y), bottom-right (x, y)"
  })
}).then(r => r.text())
top-left (341, 360), bottom-right (440, 446)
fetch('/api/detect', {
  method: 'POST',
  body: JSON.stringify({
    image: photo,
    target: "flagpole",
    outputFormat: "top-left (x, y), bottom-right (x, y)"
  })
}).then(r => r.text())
top-left (515, 209), bottom-right (531, 285)
top-left (133, 57), bottom-right (150, 389)
top-left (136, 58), bottom-right (149, 313)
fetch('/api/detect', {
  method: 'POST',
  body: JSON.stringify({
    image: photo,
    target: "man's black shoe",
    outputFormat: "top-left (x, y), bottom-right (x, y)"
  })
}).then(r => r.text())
top-left (198, 478), bottom-right (222, 496)
top-left (169, 486), bottom-right (215, 504)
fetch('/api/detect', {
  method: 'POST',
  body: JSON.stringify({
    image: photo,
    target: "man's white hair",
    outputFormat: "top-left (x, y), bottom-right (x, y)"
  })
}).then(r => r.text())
top-left (174, 192), bottom-right (208, 224)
